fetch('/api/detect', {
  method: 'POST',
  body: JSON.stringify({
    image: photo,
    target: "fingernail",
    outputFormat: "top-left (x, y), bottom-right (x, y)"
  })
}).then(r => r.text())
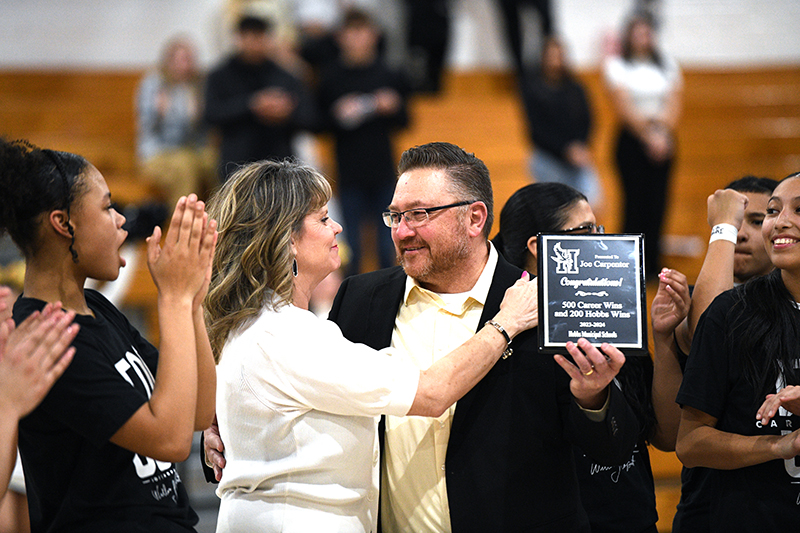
top-left (521, 271), bottom-right (528, 278)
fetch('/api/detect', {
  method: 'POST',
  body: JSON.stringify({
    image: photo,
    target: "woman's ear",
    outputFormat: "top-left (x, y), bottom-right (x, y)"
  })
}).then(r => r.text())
top-left (526, 235), bottom-right (539, 261)
top-left (48, 210), bottom-right (73, 239)
top-left (526, 235), bottom-right (539, 275)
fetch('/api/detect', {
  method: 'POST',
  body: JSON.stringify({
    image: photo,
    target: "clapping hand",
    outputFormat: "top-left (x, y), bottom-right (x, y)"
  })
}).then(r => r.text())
top-left (651, 268), bottom-right (690, 337)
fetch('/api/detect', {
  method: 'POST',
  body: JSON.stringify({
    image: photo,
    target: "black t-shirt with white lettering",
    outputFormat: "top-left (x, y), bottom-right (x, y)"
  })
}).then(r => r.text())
top-left (15, 290), bottom-right (197, 533)
top-left (677, 289), bottom-right (800, 532)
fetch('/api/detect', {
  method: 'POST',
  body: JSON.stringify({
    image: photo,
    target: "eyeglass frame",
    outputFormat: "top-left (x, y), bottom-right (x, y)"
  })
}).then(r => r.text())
top-left (557, 223), bottom-right (604, 234)
top-left (381, 200), bottom-right (477, 228)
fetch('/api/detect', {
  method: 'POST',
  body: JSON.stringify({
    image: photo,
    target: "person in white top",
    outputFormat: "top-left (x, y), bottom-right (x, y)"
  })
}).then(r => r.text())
top-left (202, 159), bottom-right (540, 532)
top-left (604, 10), bottom-right (682, 278)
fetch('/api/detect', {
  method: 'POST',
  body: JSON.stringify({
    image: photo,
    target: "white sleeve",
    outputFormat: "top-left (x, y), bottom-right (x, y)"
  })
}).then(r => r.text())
top-left (603, 56), bottom-right (627, 88)
top-left (237, 310), bottom-right (419, 418)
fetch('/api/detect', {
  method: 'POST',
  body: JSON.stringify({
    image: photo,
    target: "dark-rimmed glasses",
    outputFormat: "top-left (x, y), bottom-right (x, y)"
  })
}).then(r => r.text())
top-left (558, 223), bottom-right (604, 234)
top-left (382, 200), bottom-right (476, 228)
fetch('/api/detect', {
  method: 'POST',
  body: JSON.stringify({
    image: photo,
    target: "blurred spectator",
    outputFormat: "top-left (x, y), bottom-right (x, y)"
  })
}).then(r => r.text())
top-left (495, 0), bottom-right (553, 74)
top-left (404, 0), bottom-right (450, 93)
top-left (317, 8), bottom-right (409, 276)
top-left (294, 1), bottom-right (341, 73)
top-left (604, 10), bottom-right (682, 278)
top-left (204, 14), bottom-right (318, 180)
top-left (136, 36), bottom-right (217, 207)
top-left (520, 36), bottom-right (601, 206)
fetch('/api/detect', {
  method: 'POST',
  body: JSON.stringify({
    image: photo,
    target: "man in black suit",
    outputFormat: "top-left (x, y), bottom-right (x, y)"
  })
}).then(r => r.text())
top-left (205, 142), bottom-right (637, 532)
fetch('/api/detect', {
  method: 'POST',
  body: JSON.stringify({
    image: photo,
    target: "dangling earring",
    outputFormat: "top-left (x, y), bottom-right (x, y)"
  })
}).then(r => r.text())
top-left (292, 258), bottom-right (298, 277)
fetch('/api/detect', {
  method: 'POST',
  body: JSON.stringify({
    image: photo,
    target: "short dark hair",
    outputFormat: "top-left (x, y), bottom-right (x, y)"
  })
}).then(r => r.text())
top-left (237, 15), bottom-right (271, 34)
top-left (725, 175), bottom-right (779, 195)
top-left (397, 142), bottom-right (494, 238)
top-left (341, 7), bottom-right (374, 29)
top-left (493, 182), bottom-right (587, 269)
top-left (0, 139), bottom-right (89, 259)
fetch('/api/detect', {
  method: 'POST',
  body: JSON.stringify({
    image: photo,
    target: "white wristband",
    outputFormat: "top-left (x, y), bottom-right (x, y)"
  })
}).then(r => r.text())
top-left (709, 223), bottom-right (738, 244)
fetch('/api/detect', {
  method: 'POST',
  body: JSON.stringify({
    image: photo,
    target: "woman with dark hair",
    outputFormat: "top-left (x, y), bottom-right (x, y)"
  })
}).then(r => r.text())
top-left (203, 159), bottom-right (539, 532)
top-left (494, 181), bottom-right (689, 532)
top-left (520, 36), bottom-right (601, 206)
top-left (676, 172), bottom-right (800, 531)
top-left (604, 11), bottom-right (682, 278)
top-left (0, 138), bottom-right (217, 532)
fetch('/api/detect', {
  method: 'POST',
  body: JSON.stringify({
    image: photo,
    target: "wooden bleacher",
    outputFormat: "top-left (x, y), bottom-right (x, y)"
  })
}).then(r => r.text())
top-left (1, 65), bottom-right (798, 531)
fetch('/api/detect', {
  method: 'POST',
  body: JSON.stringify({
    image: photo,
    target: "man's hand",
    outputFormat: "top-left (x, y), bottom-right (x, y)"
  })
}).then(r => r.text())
top-left (203, 416), bottom-right (226, 482)
top-left (554, 339), bottom-right (625, 410)
top-left (250, 88), bottom-right (295, 123)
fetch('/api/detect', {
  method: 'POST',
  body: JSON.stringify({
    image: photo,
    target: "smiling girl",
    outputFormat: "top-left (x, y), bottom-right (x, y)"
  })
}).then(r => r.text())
top-left (676, 171), bottom-right (800, 531)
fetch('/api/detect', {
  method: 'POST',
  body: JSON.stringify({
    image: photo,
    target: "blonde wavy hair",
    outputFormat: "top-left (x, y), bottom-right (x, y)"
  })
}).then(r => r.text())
top-left (204, 160), bottom-right (331, 361)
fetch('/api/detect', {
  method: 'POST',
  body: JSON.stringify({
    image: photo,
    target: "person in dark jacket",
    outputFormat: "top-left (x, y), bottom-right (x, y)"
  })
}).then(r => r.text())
top-left (317, 8), bottom-right (409, 275)
top-left (520, 36), bottom-right (601, 205)
top-left (204, 15), bottom-right (317, 181)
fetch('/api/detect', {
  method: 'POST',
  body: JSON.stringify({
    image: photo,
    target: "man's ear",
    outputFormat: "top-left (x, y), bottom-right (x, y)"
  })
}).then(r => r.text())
top-left (466, 201), bottom-right (489, 238)
top-left (48, 210), bottom-right (72, 239)
top-left (526, 235), bottom-right (538, 264)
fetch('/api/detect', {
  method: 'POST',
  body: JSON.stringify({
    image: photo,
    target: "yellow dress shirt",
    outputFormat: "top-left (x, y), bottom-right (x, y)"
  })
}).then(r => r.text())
top-left (380, 246), bottom-right (499, 533)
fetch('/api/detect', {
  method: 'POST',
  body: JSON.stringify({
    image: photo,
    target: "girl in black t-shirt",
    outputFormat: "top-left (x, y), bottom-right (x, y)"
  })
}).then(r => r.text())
top-left (0, 139), bottom-right (217, 532)
top-left (676, 172), bottom-right (800, 531)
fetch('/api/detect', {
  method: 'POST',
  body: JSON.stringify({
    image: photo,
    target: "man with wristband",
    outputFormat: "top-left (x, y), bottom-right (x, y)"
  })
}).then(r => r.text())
top-left (671, 175), bottom-right (778, 533)
top-left (677, 176), bottom-right (778, 351)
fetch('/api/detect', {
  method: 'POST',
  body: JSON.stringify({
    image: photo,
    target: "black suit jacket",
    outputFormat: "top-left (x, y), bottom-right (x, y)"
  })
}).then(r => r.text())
top-left (328, 255), bottom-right (639, 533)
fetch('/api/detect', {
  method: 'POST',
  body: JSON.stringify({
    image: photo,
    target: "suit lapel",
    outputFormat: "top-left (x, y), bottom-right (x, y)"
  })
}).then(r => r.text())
top-left (452, 255), bottom-right (522, 431)
top-left (365, 268), bottom-right (406, 349)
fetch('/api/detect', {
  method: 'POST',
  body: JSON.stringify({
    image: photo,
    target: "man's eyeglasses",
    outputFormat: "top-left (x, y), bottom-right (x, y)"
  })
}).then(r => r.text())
top-left (382, 200), bottom-right (476, 228)
top-left (558, 223), bottom-right (604, 234)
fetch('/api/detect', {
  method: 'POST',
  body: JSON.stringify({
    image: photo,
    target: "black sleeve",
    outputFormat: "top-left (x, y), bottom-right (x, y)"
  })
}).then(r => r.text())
top-left (285, 71), bottom-right (320, 133)
top-left (381, 70), bottom-right (411, 131)
top-left (564, 379), bottom-right (641, 466)
top-left (571, 81), bottom-right (592, 144)
top-left (203, 65), bottom-right (254, 126)
top-left (676, 293), bottom-right (734, 419)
